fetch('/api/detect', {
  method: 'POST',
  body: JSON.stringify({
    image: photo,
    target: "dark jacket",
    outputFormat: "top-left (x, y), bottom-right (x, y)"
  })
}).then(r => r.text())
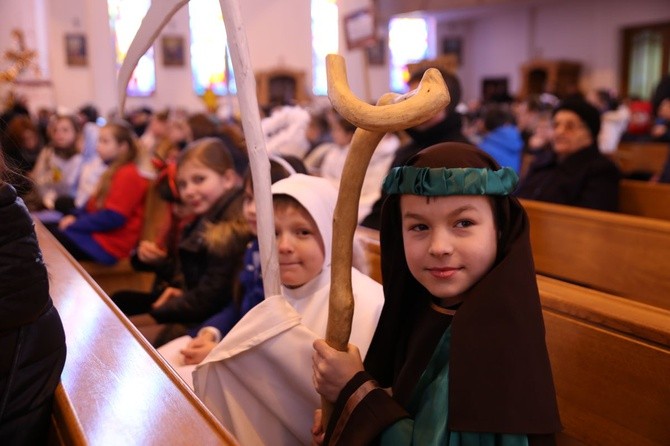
top-left (150, 187), bottom-right (251, 324)
top-left (515, 144), bottom-right (621, 212)
top-left (0, 183), bottom-right (66, 444)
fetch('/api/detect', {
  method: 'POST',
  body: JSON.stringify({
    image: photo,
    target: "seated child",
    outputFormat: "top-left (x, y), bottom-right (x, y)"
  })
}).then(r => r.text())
top-left (193, 174), bottom-right (385, 446)
top-left (312, 142), bottom-right (561, 445)
top-left (157, 156), bottom-right (304, 385)
top-left (51, 121), bottom-right (149, 265)
top-left (31, 114), bottom-right (83, 213)
top-left (116, 137), bottom-right (251, 346)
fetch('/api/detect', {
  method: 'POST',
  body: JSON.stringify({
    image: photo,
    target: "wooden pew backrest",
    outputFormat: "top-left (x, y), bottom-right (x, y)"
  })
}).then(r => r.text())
top-left (618, 178), bottom-right (670, 221)
top-left (36, 222), bottom-right (238, 445)
top-left (539, 275), bottom-right (670, 446)
top-left (520, 198), bottom-right (670, 311)
top-left (613, 141), bottom-right (669, 176)
top-left (355, 225), bottom-right (382, 284)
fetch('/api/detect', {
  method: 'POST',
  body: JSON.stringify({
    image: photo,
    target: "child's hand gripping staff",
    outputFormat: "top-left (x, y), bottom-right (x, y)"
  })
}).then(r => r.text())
top-left (117, 0), bottom-right (281, 301)
top-left (322, 54), bottom-right (451, 425)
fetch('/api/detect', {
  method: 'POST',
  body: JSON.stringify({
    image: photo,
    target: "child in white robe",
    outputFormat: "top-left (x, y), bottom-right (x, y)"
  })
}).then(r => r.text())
top-left (193, 174), bottom-right (384, 446)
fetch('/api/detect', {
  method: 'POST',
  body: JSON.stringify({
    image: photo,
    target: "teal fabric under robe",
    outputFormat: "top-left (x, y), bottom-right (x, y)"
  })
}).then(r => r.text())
top-left (380, 328), bottom-right (529, 446)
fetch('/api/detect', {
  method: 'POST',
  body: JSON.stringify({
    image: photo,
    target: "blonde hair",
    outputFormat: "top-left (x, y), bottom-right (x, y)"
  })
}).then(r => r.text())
top-left (94, 121), bottom-right (140, 207)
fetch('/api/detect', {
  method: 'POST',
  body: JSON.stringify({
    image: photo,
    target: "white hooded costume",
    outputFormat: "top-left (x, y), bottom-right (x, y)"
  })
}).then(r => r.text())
top-left (193, 174), bottom-right (384, 446)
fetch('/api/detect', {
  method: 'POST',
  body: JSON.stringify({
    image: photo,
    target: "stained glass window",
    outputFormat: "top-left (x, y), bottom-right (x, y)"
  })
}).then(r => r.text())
top-left (108, 0), bottom-right (156, 97)
top-left (389, 16), bottom-right (431, 92)
top-left (189, 0), bottom-right (235, 96)
top-left (311, 0), bottom-right (338, 96)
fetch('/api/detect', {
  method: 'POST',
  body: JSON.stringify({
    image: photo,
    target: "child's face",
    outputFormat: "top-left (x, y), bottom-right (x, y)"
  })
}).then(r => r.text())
top-left (177, 161), bottom-right (235, 215)
top-left (274, 202), bottom-right (325, 288)
top-left (96, 127), bottom-right (126, 163)
top-left (329, 119), bottom-right (353, 147)
top-left (242, 182), bottom-right (257, 236)
top-left (400, 194), bottom-right (497, 305)
top-left (52, 118), bottom-right (77, 149)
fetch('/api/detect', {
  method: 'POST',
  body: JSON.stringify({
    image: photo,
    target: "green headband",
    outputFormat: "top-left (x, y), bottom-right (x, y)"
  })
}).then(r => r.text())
top-left (382, 166), bottom-right (518, 196)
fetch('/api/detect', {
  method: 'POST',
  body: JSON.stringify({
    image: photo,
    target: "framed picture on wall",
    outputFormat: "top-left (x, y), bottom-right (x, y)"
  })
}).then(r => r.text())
top-left (343, 7), bottom-right (376, 50)
top-left (161, 35), bottom-right (185, 67)
top-left (366, 38), bottom-right (386, 65)
top-left (65, 33), bottom-right (87, 66)
top-left (442, 37), bottom-right (462, 65)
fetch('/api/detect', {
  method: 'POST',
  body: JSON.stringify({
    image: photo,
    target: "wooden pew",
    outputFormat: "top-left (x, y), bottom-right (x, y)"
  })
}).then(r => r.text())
top-left (612, 141), bottom-right (669, 177)
top-left (355, 225), bottom-right (383, 284)
top-left (78, 259), bottom-right (154, 297)
top-left (520, 199), bottom-right (670, 311)
top-left (618, 178), bottom-right (670, 221)
top-left (36, 222), bottom-right (238, 445)
top-left (539, 275), bottom-right (670, 446)
top-left (354, 227), bottom-right (670, 446)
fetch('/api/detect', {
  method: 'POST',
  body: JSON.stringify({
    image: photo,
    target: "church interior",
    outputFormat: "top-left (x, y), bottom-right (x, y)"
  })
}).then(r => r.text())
top-left (1, 0), bottom-right (670, 444)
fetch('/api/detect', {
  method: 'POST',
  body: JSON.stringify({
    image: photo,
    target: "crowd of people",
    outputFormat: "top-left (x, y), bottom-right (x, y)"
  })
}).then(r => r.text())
top-left (1, 70), bottom-right (669, 444)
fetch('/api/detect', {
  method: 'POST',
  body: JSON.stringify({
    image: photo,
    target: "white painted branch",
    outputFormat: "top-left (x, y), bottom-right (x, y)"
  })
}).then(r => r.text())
top-left (219, 0), bottom-right (280, 297)
top-left (117, 0), bottom-right (189, 114)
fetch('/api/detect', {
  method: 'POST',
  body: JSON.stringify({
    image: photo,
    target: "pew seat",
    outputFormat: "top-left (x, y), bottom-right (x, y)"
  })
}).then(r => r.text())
top-left (79, 258), bottom-right (154, 297)
top-left (35, 221), bottom-right (238, 445)
top-left (618, 178), bottom-right (670, 221)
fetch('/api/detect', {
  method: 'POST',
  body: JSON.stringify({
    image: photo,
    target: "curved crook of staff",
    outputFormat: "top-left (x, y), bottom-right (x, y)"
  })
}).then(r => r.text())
top-left (326, 54), bottom-right (450, 133)
top-left (322, 54), bottom-right (450, 428)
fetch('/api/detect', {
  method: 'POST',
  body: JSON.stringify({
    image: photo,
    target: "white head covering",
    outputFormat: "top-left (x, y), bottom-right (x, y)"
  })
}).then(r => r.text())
top-left (194, 173), bottom-right (383, 446)
top-left (271, 174), bottom-right (337, 266)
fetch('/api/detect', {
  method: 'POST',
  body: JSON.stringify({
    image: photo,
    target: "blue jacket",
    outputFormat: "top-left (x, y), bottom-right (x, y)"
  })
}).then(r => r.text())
top-left (478, 124), bottom-right (523, 174)
top-left (188, 238), bottom-right (264, 337)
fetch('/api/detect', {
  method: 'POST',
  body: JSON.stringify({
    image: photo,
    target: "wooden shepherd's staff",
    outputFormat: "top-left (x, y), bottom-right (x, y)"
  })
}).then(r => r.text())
top-left (322, 54), bottom-right (450, 425)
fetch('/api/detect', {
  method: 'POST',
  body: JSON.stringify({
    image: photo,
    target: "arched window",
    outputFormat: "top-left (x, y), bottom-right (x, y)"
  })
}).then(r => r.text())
top-left (189, 0), bottom-right (236, 96)
top-left (108, 0), bottom-right (156, 97)
top-left (388, 16), bottom-right (432, 92)
top-left (311, 0), bottom-right (338, 96)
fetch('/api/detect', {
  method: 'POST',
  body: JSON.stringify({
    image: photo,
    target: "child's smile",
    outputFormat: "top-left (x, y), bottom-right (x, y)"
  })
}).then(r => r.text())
top-left (274, 204), bottom-right (325, 289)
top-left (400, 194), bottom-right (497, 303)
top-left (177, 162), bottom-right (235, 215)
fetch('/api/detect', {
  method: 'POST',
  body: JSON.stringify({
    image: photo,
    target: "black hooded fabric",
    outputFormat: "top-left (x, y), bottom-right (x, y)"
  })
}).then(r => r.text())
top-left (325, 143), bottom-right (561, 445)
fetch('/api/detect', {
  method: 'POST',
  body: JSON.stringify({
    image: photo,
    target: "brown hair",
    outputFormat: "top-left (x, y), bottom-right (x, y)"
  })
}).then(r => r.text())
top-left (94, 121), bottom-right (140, 207)
top-left (177, 137), bottom-right (234, 175)
top-left (50, 114), bottom-right (82, 159)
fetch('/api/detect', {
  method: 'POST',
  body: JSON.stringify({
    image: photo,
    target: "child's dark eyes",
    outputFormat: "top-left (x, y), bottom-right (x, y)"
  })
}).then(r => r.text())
top-left (408, 223), bottom-right (429, 232)
top-left (192, 175), bottom-right (205, 184)
top-left (455, 219), bottom-right (475, 228)
top-left (296, 228), bottom-right (312, 237)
